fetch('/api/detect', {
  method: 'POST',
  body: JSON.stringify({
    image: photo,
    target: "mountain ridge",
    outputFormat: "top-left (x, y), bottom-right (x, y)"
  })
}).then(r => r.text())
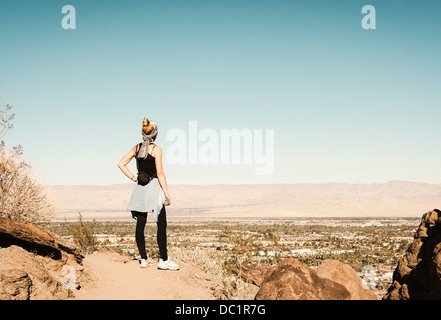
top-left (45, 181), bottom-right (441, 220)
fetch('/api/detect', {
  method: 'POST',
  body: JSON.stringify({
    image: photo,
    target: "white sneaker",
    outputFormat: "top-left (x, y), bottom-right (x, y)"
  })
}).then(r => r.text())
top-left (140, 258), bottom-right (155, 268)
top-left (157, 258), bottom-right (180, 271)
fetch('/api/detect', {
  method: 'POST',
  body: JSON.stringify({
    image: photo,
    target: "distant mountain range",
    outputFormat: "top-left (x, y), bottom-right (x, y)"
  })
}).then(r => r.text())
top-left (46, 181), bottom-right (441, 221)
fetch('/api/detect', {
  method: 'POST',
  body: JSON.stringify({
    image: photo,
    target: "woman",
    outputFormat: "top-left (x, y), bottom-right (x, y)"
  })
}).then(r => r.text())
top-left (118, 117), bottom-right (179, 270)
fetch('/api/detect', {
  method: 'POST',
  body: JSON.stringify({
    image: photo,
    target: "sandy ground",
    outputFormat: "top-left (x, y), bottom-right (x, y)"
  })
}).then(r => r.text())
top-left (73, 249), bottom-right (222, 300)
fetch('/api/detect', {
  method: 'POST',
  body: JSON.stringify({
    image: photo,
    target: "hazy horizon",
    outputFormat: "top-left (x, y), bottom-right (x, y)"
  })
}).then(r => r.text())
top-left (47, 181), bottom-right (441, 220)
top-left (45, 180), bottom-right (441, 187)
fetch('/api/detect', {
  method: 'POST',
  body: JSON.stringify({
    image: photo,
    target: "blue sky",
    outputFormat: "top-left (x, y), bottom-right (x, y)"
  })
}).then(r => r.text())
top-left (0, 0), bottom-right (440, 185)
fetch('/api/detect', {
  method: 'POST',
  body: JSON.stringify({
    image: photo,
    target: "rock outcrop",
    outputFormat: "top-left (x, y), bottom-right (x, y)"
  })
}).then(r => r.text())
top-left (0, 217), bottom-right (85, 300)
top-left (0, 259), bottom-right (32, 300)
top-left (254, 257), bottom-right (376, 300)
top-left (383, 209), bottom-right (441, 300)
top-left (0, 216), bottom-right (83, 262)
top-left (315, 259), bottom-right (377, 300)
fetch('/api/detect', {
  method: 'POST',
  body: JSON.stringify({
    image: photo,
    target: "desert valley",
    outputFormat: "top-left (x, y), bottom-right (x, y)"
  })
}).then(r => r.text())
top-left (2, 181), bottom-right (441, 301)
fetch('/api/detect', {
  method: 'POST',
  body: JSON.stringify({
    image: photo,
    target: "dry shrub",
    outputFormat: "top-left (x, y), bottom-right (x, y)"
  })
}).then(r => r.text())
top-left (168, 236), bottom-right (259, 300)
top-left (168, 246), bottom-right (224, 277)
top-left (0, 143), bottom-right (56, 223)
top-left (68, 212), bottom-right (97, 255)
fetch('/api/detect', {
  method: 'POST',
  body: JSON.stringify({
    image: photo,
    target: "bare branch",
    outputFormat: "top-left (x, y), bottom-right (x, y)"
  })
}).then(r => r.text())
top-left (0, 102), bottom-right (15, 140)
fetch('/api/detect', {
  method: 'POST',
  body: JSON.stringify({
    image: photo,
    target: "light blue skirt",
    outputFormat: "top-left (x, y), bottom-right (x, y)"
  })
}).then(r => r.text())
top-left (127, 178), bottom-right (165, 222)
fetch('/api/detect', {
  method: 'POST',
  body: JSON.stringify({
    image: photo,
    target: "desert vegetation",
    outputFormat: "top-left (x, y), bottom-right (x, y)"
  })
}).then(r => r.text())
top-left (0, 102), bottom-right (56, 223)
top-left (66, 213), bottom-right (98, 254)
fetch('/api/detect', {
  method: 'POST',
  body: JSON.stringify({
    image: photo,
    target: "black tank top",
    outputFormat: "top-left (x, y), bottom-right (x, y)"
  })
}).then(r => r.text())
top-left (135, 143), bottom-right (157, 179)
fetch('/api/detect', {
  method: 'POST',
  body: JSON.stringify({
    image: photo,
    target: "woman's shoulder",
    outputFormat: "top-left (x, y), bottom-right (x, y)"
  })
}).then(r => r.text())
top-left (134, 143), bottom-right (143, 152)
top-left (150, 144), bottom-right (162, 157)
top-left (150, 144), bottom-right (162, 151)
top-left (132, 144), bottom-right (140, 153)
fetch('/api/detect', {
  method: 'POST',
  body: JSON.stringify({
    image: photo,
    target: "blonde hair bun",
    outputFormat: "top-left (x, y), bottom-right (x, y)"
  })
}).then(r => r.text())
top-left (142, 117), bottom-right (156, 135)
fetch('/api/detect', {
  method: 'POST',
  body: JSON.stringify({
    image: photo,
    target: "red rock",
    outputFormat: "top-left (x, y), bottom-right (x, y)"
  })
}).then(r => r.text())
top-left (255, 258), bottom-right (351, 300)
top-left (316, 260), bottom-right (377, 300)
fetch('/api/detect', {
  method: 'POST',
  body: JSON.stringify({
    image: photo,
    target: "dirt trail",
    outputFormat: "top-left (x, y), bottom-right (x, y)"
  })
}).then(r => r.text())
top-left (73, 250), bottom-right (221, 300)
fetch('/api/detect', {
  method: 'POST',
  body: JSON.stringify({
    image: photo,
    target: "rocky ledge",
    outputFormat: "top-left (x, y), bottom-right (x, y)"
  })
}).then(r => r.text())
top-left (383, 209), bottom-right (441, 300)
top-left (0, 217), bottom-right (84, 300)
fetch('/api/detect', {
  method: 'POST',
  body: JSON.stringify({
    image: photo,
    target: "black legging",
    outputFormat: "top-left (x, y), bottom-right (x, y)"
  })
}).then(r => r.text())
top-left (132, 205), bottom-right (167, 261)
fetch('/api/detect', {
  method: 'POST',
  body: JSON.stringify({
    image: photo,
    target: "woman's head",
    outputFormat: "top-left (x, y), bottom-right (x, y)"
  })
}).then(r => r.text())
top-left (142, 117), bottom-right (157, 141)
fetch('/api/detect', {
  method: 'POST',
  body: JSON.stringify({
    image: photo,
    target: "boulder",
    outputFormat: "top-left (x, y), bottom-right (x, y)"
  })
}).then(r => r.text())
top-left (316, 260), bottom-right (377, 300)
top-left (383, 209), bottom-right (441, 300)
top-left (255, 258), bottom-right (351, 300)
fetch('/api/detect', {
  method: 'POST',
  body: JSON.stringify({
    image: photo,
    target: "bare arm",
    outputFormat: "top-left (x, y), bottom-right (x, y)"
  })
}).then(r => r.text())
top-left (118, 145), bottom-right (138, 182)
top-left (153, 146), bottom-right (171, 204)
